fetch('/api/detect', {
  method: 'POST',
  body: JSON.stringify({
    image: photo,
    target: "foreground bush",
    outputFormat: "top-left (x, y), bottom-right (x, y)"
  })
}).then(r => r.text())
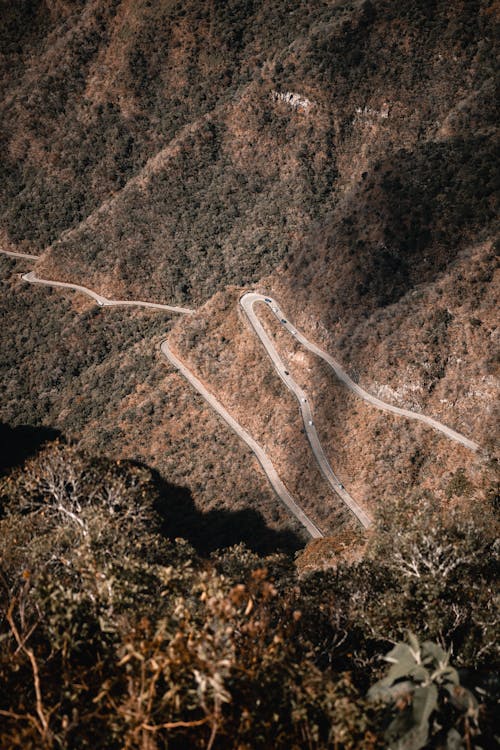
top-left (0, 445), bottom-right (497, 748)
top-left (369, 635), bottom-right (479, 750)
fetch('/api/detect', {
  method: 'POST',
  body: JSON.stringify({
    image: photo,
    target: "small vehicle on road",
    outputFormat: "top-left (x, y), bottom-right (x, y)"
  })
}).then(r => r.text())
top-left (301, 397), bottom-right (307, 402)
top-left (281, 319), bottom-right (287, 324)
top-left (284, 370), bottom-right (289, 375)
top-left (265, 297), bottom-right (272, 303)
top-left (338, 483), bottom-right (344, 490)
top-left (308, 420), bottom-right (313, 426)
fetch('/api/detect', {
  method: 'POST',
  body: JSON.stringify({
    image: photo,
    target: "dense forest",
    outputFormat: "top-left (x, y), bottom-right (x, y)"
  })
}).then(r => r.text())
top-left (0, 0), bottom-right (496, 304)
top-left (0, 442), bottom-right (498, 749)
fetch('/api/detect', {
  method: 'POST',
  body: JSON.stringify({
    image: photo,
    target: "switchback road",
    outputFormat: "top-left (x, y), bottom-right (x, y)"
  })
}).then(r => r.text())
top-left (240, 292), bottom-right (480, 529)
top-left (241, 293), bottom-right (373, 527)
top-left (1, 248), bottom-right (479, 535)
top-left (1, 250), bottom-right (323, 536)
top-left (241, 292), bottom-right (479, 454)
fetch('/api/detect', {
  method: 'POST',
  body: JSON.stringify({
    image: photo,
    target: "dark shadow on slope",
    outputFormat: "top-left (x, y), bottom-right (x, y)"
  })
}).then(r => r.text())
top-left (0, 422), bottom-right (61, 476)
top-left (142, 464), bottom-right (306, 556)
top-left (286, 134), bottom-right (498, 322)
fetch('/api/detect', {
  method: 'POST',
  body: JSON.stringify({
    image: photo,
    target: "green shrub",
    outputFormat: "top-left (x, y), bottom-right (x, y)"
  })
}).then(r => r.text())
top-left (369, 634), bottom-right (479, 750)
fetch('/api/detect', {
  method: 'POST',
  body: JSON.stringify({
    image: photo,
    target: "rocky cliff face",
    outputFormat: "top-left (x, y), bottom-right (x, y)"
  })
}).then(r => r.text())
top-left (1, 1), bottom-right (497, 540)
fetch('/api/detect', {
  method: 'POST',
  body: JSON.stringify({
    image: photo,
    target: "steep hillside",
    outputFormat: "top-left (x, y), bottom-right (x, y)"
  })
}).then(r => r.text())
top-left (0, 0), bottom-right (498, 543)
top-left (1, 1), bottom-right (496, 302)
top-left (0, 256), bottom-right (305, 552)
top-left (0, 443), bottom-right (497, 749)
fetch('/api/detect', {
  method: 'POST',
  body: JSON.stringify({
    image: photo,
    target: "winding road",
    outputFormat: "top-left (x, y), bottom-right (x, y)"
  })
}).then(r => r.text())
top-left (241, 293), bottom-right (479, 452)
top-left (241, 293), bottom-right (372, 527)
top-left (2, 251), bottom-right (323, 535)
top-left (21, 271), bottom-right (194, 315)
top-left (1, 248), bottom-right (480, 536)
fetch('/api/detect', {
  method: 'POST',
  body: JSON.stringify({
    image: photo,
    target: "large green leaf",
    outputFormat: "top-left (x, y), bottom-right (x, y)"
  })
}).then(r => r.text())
top-left (412, 684), bottom-right (438, 727)
top-left (407, 632), bottom-right (421, 656)
top-left (440, 666), bottom-right (460, 686)
top-left (445, 683), bottom-right (478, 715)
top-left (368, 679), bottom-right (414, 702)
top-left (383, 659), bottom-right (424, 687)
top-left (421, 641), bottom-right (448, 667)
top-left (386, 684), bottom-right (438, 750)
top-left (370, 642), bottom-right (429, 693)
top-left (408, 666), bottom-right (429, 684)
top-left (385, 643), bottom-right (418, 666)
top-left (391, 724), bottom-right (429, 750)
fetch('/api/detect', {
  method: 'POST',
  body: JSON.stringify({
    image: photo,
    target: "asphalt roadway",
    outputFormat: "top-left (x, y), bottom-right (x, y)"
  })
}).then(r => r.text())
top-left (2, 248), bottom-right (479, 536)
top-left (240, 292), bottom-right (479, 453)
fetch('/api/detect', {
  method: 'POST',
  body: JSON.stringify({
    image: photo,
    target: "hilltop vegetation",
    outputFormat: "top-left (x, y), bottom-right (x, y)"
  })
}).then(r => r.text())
top-left (0, 443), bottom-right (498, 748)
top-left (0, 0), bottom-right (496, 304)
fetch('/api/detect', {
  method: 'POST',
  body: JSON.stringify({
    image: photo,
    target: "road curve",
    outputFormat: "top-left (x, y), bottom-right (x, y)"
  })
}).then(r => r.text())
top-left (241, 293), bottom-right (373, 528)
top-left (0, 250), bottom-right (194, 313)
top-left (2, 250), bottom-right (323, 536)
top-left (241, 292), bottom-right (479, 450)
top-left (1, 247), bottom-right (479, 534)
top-left (160, 341), bottom-right (324, 538)
top-left (21, 271), bottom-right (194, 315)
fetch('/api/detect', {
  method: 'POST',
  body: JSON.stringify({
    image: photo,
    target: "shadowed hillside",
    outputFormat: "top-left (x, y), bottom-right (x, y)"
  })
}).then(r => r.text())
top-left (0, 0), bottom-right (497, 537)
top-left (0, 423), bottom-right (60, 475)
top-left (1, 1), bottom-right (496, 304)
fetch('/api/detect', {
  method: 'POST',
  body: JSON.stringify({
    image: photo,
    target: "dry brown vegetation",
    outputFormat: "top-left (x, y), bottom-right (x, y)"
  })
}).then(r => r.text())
top-left (0, 257), bottom-right (305, 552)
top-left (0, 443), bottom-right (497, 749)
top-left (169, 289), bottom-right (354, 535)
top-left (0, 0), bottom-right (498, 544)
top-left (0, 3), bottom-right (498, 745)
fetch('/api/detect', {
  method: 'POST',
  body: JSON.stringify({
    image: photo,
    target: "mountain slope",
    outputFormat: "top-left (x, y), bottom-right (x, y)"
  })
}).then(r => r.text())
top-left (0, 0), bottom-right (497, 539)
top-left (2, 1), bottom-right (496, 301)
